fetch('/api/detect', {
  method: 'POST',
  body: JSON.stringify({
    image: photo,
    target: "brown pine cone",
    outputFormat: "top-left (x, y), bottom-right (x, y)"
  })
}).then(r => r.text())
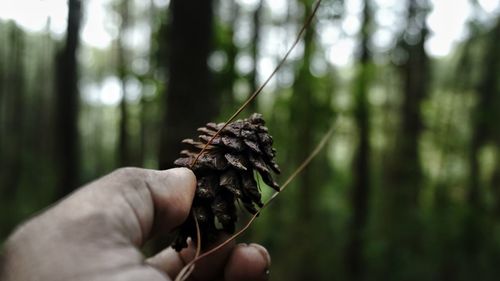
top-left (172, 113), bottom-right (280, 251)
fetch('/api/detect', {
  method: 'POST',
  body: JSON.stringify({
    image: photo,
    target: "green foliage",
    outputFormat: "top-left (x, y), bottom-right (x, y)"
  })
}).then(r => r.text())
top-left (1, 1), bottom-right (500, 280)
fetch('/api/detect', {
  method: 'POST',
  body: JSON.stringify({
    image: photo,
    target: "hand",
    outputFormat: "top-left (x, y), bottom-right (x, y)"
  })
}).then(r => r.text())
top-left (0, 168), bottom-right (270, 281)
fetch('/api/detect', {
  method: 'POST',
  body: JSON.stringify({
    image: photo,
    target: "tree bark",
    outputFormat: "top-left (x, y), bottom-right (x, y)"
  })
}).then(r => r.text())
top-left (290, 2), bottom-right (321, 280)
top-left (391, 0), bottom-right (429, 209)
top-left (159, 0), bottom-right (217, 170)
top-left (218, 0), bottom-right (239, 111)
top-left (1, 24), bottom-right (25, 201)
top-left (117, 0), bottom-right (131, 167)
top-left (469, 18), bottom-right (500, 208)
top-left (346, 0), bottom-right (372, 279)
top-left (55, 0), bottom-right (82, 197)
top-left (0, 25), bottom-right (26, 238)
top-left (464, 17), bottom-right (500, 279)
top-left (248, 0), bottom-right (263, 113)
top-left (381, 0), bottom-right (429, 278)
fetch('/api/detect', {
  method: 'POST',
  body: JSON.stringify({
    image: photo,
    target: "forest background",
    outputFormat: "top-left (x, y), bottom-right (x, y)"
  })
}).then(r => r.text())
top-left (1, 0), bottom-right (500, 280)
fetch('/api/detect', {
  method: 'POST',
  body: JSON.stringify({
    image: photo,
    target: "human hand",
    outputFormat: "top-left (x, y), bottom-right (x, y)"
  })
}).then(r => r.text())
top-left (0, 168), bottom-right (270, 281)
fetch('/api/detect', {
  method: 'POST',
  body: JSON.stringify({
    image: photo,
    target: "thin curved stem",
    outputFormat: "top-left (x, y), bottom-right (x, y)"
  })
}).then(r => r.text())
top-left (194, 211), bottom-right (202, 258)
top-left (177, 1), bottom-right (324, 280)
top-left (181, 120), bottom-right (335, 272)
top-left (174, 212), bottom-right (201, 281)
top-left (190, 0), bottom-right (323, 169)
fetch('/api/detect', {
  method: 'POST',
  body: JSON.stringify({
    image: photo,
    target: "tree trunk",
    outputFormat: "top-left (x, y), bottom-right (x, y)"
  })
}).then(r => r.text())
top-left (55, 0), bottom-right (82, 197)
top-left (346, 0), bottom-right (372, 279)
top-left (117, 0), bottom-right (131, 167)
top-left (289, 2), bottom-right (323, 280)
top-left (293, 29), bottom-right (315, 281)
top-left (248, 0), bottom-right (263, 113)
top-left (159, 0), bottom-right (217, 170)
top-left (0, 24), bottom-right (26, 238)
top-left (464, 17), bottom-right (500, 279)
top-left (1, 24), bottom-right (25, 201)
top-left (381, 0), bottom-right (429, 278)
top-left (469, 17), bottom-right (500, 208)
top-left (0, 30), bottom-right (4, 163)
top-left (218, 0), bottom-right (239, 112)
top-left (397, 0), bottom-right (428, 204)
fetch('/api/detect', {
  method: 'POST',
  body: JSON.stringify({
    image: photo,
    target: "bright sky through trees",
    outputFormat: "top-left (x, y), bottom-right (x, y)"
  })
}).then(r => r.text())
top-left (1, 0), bottom-right (498, 58)
top-left (0, 0), bottom-right (498, 106)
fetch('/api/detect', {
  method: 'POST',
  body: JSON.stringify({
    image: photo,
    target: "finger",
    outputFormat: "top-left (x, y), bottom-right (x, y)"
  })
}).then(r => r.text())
top-left (146, 246), bottom-right (185, 278)
top-left (145, 168), bottom-right (197, 236)
top-left (147, 236), bottom-right (236, 280)
top-left (224, 243), bottom-right (271, 281)
top-left (180, 235), bottom-right (235, 281)
top-left (100, 265), bottom-right (171, 281)
top-left (47, 167), bottom-right (196, 246)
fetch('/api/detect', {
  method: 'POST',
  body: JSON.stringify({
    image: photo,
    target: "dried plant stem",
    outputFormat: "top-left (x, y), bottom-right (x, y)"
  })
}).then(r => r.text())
top-left (174, 261), bottom-right (193, 281)
top-left (176, 121), bottom-right (336, 281)
top-left (178, 1), bottom-right (324, 280)
top-left (190, 0), bottom-right (323, 168)
top-left (174, 211), bottom-right (201, 281)
top-left (266, 122), bottom-right (335, 205)
top-left (193, 211), bottom-right (202, 257)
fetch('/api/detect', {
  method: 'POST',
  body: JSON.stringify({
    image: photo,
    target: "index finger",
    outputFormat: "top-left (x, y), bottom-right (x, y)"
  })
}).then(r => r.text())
top-left (148, 235), bottom-right (236, 280)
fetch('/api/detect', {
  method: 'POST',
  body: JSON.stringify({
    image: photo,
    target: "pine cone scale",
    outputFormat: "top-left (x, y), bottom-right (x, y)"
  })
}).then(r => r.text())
top-left (172, 113), bottom-right (280, 251)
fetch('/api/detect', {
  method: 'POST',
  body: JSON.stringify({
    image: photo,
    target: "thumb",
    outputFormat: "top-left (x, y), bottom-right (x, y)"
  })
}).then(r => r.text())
top-left (47, 167), bottom-right (197, 246)
top-left (146, 168), bottom-right (198, 236)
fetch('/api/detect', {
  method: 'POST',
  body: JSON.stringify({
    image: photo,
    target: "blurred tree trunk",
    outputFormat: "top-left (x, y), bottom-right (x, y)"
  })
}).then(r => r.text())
top-left (492, 152), bottom-right (500, 217)
top-left (0, 32), bottom-right (4, 162)
top-left (469, 18), bottom-right (500, 209)
top-left (138, 0), bottom-right (153, 167)
top-left (382, 0), bottom-right (429, 278)
top-left (218, 0), bottom-right (239, 112)
top-left (37, 26), bottom-right (57, 171)
top-left (248, 0), bottom-right (263, 113)
top-left (55, 0), bottom-right (82, 197)
top-left (293, 22), bottom-right (315, 281)
top-left (0, 24), bottom-right (25, 237)
top-left (397, 0), bottom-right (429, 203)
top-left (117, 0), bottom-right (131, 167)
top-left (159, 0), bottom-right (217, 168)
top-left (288, 1), bottom-right (333, 279)
top-left (1, 24), bottom-right (25, 201)
top-left (139, 93), bottom-right (147, 166)
top-left (465, 17), bottom-right (500, 278)
top-left (346, 0), bottom-right (372, 280)
top-left (138, 0), bottom-right (165, 167)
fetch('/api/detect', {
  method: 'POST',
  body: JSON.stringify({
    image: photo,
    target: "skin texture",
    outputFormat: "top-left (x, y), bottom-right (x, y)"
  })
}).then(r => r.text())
top-left (0, 167), bottom-right (270, 281)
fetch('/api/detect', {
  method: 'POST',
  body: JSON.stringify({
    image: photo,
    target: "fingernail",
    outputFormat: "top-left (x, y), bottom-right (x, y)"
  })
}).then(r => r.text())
top-left (249, 243), bottom-right (271, 267)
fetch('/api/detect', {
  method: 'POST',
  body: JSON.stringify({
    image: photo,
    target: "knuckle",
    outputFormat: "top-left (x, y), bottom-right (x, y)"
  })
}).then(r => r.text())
top-left (112, 167), bottom-right (147, 187)
top-left (114, 167), bottom-right (143, 176)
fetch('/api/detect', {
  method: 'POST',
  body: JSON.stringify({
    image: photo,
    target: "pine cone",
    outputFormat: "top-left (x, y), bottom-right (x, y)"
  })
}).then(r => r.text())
top-left (172, 113), bottom-right (280, 251)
